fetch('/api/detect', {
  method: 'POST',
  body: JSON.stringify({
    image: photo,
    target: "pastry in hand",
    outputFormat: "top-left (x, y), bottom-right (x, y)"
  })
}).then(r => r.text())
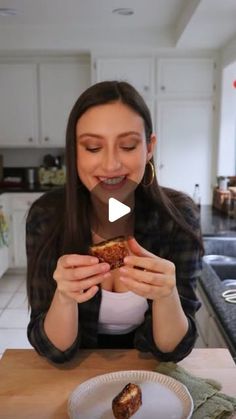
top-left (89, 236), bottom-right (129, 270)
top-left (112, 383), bottom-right (142, 418)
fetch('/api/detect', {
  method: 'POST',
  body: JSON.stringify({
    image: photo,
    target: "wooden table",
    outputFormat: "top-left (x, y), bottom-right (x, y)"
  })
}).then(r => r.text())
top-left (0, 348), bottom-right (236, 418)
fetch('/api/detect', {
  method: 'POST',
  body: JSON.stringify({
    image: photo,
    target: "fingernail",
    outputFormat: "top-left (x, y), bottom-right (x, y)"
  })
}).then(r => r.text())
top-left (120, 267), bottom-right (127, 273)
top-left (104, 272), bottom-right (111, 278)
top-left (90, 257), bottom-right (99, 264)
top-left (119, 276), bottom-right (127, 282)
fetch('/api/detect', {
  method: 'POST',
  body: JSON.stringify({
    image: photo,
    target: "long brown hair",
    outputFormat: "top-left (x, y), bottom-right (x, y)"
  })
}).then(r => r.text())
top-left (27, 81), bottom-right (203, 307)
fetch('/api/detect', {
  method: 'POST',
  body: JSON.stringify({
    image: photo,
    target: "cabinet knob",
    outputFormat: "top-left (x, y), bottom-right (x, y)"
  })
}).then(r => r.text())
top-left (44, 137), bottom-right (50, 142)
top-left (28, 137), bottom-right (33, 143)
top-left (143, 85), bottom-right (149, 92)
top-left (160, 86), bottom-right (166, 91)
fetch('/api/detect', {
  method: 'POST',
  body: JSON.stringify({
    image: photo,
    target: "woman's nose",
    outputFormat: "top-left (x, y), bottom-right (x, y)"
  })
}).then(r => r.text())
top-left (102, 153), bottom-right (122, 171)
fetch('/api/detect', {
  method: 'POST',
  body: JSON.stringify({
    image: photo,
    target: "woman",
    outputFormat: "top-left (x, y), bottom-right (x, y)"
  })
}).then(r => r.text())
top-left (26, 80), bottom-right (203, 364)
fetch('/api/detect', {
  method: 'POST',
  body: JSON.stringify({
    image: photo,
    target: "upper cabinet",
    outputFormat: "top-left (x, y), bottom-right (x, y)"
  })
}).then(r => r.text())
top-left (39, 61), bottom-right (90, 147)
top-left (0, 57), bottom-right (91, 147)
top-left (0, 63), bottom-right (38, 147)
top-left (94, 57), bottom-right (154, 98)
top-left (157, 58), bottom-right (215, 98)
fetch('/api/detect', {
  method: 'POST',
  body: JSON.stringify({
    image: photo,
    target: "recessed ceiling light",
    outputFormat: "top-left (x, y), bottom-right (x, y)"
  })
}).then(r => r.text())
top-left (0, 8), bottom-right (18, 16)
top-left (112, 8), bottom-right (134, 16)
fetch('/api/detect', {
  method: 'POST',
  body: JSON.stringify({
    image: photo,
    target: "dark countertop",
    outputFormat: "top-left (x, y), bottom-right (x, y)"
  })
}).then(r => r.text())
top-left (200, 205), bottom-right (236, 237)
top-left (200, 206), bottom-right (236, 358)
top-left (199, 206), bottom-right (236, 361)
top-left (0, 184), bottom-right (62, 194)
top-left (199, 262), bottom-right (236, 361)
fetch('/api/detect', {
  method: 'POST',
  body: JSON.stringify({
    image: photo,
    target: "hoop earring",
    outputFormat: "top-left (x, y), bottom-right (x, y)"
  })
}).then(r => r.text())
top-left (142, 160), bottom-right (155, 187)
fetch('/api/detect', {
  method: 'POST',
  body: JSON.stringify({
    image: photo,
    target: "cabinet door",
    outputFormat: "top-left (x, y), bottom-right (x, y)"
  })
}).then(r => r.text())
top-left (0, 63), bottom-right (38, 147)
top-left (10, 193), bottom-right (42, 268)
top-left (12, 209), bottom-right (28, 268)
top-left (157, 58), bottom-right (215, 98)
top-left (195, 300), bottom-right (210, 345)
top-left (39, 62), bottom-right (90, 147)
top-left (157, 101), bottom-right (213, 204)
top-left (208, 316), bottom-right (227, 348)
top-left (0, 195), bottom-right (10, 277)
top-left (95, 57), bottom-right (154, 98)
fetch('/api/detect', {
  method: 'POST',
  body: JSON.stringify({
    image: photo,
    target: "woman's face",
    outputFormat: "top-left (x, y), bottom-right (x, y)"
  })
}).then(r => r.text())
top-left (76, 101), bottom-right (156, 193)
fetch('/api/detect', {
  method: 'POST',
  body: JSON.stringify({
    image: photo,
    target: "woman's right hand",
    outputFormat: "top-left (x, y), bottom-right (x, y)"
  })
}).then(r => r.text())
top-left (53, 254), bottom-right (110, 303)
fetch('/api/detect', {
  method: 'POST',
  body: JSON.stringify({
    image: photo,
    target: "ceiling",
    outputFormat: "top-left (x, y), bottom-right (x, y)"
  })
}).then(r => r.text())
top-left (0, 0), bottom-right (236, 52)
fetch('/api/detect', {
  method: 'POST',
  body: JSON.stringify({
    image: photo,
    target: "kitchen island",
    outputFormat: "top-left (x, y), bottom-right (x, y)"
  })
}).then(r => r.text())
top-left (0, 348), bottom-right (235, 419)
top-left (196, 205), bottom-right (236, 363)
top-left (198, 262), bottom-right (236, 360)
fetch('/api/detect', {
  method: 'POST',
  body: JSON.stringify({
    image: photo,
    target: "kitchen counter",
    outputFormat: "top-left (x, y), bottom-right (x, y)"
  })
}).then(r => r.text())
top-left (200, 205), bottom-right (236, 237)
top-left (0, 184), bottom-right (62, 194)
top-left (200, 204), bottom-right (236, 360)
top-left (199, 262), bottom-right (236, 361)
top-left (199, 207), bottom-right (236, 361)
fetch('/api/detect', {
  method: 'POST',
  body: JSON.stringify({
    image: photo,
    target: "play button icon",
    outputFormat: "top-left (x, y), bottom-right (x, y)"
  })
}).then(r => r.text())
top-left (90, 177), bottom-right (137, 240)
top-left (109, 198), bottom-right (131, 222)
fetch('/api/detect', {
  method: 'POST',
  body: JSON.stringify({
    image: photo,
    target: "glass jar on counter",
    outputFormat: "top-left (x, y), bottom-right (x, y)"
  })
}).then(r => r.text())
top-left (217, 176), bottom-right (228, 191)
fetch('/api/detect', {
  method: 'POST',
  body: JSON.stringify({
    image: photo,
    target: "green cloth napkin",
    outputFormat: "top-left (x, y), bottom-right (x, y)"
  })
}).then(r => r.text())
top-left (155, 362), bottom-right (236, 419)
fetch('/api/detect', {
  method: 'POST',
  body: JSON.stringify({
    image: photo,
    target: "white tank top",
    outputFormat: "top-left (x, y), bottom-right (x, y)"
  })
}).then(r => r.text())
top-left (98, 289), bottom-right (149, 335)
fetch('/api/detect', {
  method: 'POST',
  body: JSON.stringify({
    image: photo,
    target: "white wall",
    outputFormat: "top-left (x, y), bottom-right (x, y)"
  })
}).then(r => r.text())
top-left (218, 62), bottom-right (236, 176)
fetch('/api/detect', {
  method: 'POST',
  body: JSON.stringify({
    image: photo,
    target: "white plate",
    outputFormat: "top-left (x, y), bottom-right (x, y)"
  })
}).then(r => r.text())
top-left (68, 370), bottom-right (193, 419)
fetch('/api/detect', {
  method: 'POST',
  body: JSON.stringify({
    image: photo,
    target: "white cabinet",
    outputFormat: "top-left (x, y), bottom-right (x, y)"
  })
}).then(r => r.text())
top-left (157, 100), bottom-right (213, 204)
top-left (0, 194), bottom-right (10, 278)
top-left (9, 193), bottom-right (42, 268)
top-left (0, 58), bottom-right (90, 148)
top-left (95, 57), bottom-right (154, 98)
top-left (157, 58), bottom-right (215, 98)
top-left (94, 57), bottom-right (155, 124)
top-left (39, 61), bottom-right (90, 147)
top-left (208, 316), bottom-right (228, 348)
top-left (195, 290), bottom-right (209, 345)
top-left (0, 63), bottom-right (38, 147)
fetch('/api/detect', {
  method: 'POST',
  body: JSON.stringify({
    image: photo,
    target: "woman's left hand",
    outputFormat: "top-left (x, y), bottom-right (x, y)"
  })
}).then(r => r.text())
top-left (119, 237), bottom-right (176, 301)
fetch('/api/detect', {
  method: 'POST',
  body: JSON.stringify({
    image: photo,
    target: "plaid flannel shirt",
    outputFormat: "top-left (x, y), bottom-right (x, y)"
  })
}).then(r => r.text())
top-left (26, 187), bottom-right (202, 364)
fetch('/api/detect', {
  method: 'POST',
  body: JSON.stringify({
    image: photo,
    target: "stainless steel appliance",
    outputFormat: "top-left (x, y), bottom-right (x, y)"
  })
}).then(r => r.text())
top-left (26, 168), bottom-right (36, 185)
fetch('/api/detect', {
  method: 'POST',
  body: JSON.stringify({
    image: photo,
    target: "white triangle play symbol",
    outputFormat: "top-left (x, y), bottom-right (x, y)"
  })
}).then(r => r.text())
top-left (108, 197), bottom-right (131, 222)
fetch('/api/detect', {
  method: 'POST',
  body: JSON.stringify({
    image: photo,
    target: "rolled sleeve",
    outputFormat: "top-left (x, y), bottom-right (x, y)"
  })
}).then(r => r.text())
top-left (27, 311), bottom-right (81, 364)
top-left (134, 306), bottom-right (198, 362)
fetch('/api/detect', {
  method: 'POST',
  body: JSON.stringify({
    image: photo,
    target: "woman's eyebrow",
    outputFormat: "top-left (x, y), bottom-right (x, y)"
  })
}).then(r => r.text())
top-left (77, 131), bottom-right (142, 142)
top-left (77, 133), bottom-right (104, 142)
top-left (117, 131), bottom-right (142, 139)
